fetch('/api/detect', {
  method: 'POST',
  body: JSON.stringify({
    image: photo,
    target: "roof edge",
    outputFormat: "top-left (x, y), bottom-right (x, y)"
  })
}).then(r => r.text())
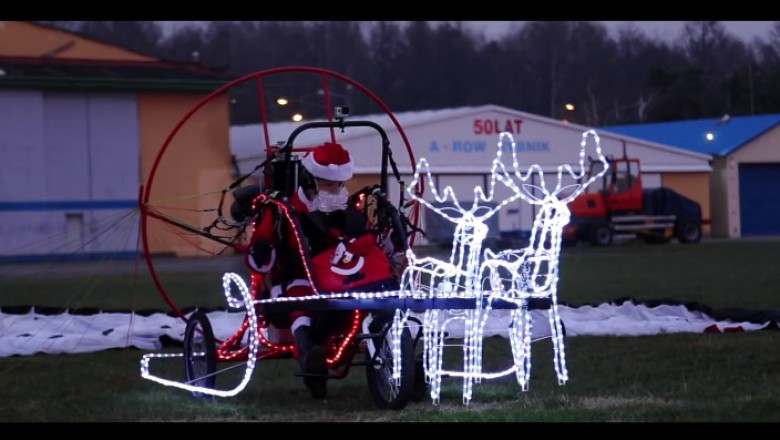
top-left (0, 55), bottom-right (219, 74)
top-left (598, 129), bottom-right (713, 161)
top-left (0, 76), bottom-right (226, 92)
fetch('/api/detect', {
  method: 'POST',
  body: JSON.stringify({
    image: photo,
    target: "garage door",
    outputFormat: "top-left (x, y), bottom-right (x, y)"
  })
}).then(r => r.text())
top-left (739, 163), bottom-right (780, 236)
top-left (0, 90), bottom-right (140, 259)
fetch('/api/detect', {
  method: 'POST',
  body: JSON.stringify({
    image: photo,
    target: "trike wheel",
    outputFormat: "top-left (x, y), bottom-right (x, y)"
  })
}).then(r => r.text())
top-left (183, 310), bottom-right (217, 398)
top-left (366, 325), bottom-right (415, 410)
top-left (410, 357), bottom-right (427, 403)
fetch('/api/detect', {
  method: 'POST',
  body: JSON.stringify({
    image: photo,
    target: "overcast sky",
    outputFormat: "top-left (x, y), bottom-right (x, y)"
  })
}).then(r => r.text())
top-left (160, 21), bottom-right (777, 44)
top-left (468, 21), bottom-right (776, 43)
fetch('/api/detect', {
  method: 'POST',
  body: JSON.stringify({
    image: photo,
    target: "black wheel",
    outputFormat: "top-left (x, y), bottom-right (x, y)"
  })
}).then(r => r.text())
top-left (410, 357), bottom-right (427, 403)
top-left (675, 220), bottom-right (701, 244)
top-left (366, 324), bottom-right (415, 410)
top-left (183, 310), bottom-right (217, 398)
top-left (589, 224), bottom-right (612, 246)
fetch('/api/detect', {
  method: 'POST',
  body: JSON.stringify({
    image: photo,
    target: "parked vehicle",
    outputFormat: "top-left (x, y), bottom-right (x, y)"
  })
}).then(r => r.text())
top-left (562, 156), bottom-right (703, 246)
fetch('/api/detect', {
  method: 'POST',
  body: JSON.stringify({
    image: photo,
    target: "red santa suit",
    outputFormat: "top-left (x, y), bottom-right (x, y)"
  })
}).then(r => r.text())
top-left (245, 185), bottom-right (326, 334)
top-left (243, 142), bottom-right (400, 400)
top-left (244, 142), bottom-right (395, 336)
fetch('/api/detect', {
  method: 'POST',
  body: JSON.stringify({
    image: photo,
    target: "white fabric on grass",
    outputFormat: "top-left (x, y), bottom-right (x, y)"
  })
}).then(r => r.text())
top-left (0, 304), bottom-right (770, 357)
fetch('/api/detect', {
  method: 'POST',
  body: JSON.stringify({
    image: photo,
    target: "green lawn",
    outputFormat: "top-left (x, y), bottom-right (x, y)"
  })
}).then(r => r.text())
top-left (0, 239), bottom-right (778, 421)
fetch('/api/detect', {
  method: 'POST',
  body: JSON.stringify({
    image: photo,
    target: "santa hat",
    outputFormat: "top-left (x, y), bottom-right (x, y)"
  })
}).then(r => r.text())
top-left (301, 142), bottom-right (354, 182)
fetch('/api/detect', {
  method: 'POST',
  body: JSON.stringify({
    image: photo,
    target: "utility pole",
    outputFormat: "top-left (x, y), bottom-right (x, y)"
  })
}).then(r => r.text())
top-left (550, 47), bottom-right (557, 119)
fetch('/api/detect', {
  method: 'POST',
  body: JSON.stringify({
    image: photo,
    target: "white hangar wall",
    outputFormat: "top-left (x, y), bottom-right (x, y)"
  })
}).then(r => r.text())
top-left (231, 105), bottom-right (711, 245)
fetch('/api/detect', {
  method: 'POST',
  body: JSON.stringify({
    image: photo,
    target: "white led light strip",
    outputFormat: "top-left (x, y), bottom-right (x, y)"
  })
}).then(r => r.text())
top-left (391, 130), bottom-right (608, 405)
top-left (140, 273), bottom-right (261, 397)
top-left (139, 130), bottom-right (608, 406)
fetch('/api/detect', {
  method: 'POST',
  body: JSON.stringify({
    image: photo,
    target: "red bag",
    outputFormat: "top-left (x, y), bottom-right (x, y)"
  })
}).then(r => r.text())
top-left (310, 233), bottom-right (395, 293)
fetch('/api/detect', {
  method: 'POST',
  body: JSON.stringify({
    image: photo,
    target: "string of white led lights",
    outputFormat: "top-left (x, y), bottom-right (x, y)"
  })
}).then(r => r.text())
top-left (138, 130), bottom-right (608, 406)
top-left (140, 273), bottom-right (261, 397)
top-left (391, 130), bottom-right (609, 405)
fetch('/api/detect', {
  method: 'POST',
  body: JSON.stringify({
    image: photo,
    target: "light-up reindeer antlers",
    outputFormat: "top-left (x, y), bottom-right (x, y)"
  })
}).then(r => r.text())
top-left (558, 129), bottom-right (609, 203)
top-left (502, 129), bottom-right (609, 205)
top-left (406, 158), bottom-right (463, 224)
top-left (406, 132), bottom-right (525, 224)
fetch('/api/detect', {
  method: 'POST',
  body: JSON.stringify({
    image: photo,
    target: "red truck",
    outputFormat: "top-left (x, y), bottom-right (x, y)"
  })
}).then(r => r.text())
top-left (562, 157), bottom-right (703, 246)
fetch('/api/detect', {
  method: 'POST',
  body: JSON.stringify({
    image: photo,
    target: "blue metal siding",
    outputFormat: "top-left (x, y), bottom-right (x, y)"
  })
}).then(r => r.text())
top-left (85, 93), bottom-right (141, 254)
top-left (0, 90), bottom-right (49, 255)
top-left (43, 93), bottom-right (91, 201)
top-left (0, 91), bottom-right (140, 259)
top-left (86, 93), bottom-right (141, 201)
top-left (0, 90), bottom-right (47, 203)
top-left (739, 163), bottom-right (780, 236)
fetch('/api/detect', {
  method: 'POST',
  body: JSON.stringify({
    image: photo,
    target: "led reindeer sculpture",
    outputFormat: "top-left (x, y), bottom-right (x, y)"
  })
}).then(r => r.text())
top-left (479, 129), bottom-right (609, 393)
top-left (393, 132), bottom-right (528, 405)
top-left (394, 130), bottom-right (608, 405)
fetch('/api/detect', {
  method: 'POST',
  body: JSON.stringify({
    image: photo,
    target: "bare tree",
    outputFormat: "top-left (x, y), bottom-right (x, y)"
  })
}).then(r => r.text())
top-left (675, 21), bottom-right (752, 118)
top-left (611, 25), bottom-right (685, 124)
top-left (159, 23), bottom-right (206, 63)
top-left (59, 20), bottom-right (780, 124)
top-left (366, 22), bottom-right (406, 109)
top-left (75, 21), bottom-right (164, 57)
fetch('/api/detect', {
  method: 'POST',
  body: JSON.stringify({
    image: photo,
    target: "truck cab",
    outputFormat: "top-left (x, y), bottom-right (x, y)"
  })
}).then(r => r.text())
top-left (567, 158), bottom-right (642, 218)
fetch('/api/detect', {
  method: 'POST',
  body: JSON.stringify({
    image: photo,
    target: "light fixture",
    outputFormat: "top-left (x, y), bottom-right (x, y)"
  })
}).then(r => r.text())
top-left (292, 113), bottom-right (304, 122)
top-left (276, 97), bottom-right (289, 106)
top-left (564, 103), bottom-right (575, 111)
top-left (706, 132), bottom-right (715, 141)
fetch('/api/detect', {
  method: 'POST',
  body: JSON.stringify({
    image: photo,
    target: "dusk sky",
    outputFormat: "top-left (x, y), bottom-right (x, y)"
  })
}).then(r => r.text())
top-left (469, 21), bottom-right (775, 43)
top-left (160, 21), bottom-right (776, 44)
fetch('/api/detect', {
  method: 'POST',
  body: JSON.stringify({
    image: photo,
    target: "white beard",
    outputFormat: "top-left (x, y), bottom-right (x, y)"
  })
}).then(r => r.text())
top-left (313, 186), bottom-right (349, 212)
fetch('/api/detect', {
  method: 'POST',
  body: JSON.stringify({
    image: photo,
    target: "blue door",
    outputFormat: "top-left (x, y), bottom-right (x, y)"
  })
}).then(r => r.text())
top-left (739, 163), bottom-right (780, 236)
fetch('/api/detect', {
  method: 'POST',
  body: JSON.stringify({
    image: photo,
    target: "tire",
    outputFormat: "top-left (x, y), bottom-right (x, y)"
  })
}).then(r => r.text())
top-left (589, 224), bottom-right (613, 247)
top-left (410, 357), bottom-right (427, 403)
top-left (675, 220), bottom-right (701, 244)
top-left (183, 310), bottom-right (217, 398)
top-left (366, 324), bottom-right (415, 410)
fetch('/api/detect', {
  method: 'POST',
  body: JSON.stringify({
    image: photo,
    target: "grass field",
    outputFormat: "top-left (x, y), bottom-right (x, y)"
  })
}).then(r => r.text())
top-left (1, 239), bottom-right (779, 422)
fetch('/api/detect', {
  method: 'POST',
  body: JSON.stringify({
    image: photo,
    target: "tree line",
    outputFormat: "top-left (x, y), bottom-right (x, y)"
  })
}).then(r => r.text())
top-left (39, 21), bottom-right (780, 127)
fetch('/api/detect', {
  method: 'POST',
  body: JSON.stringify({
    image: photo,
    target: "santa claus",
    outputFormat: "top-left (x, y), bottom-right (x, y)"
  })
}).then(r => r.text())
top-left (244, 141), bottom-right (396, 400)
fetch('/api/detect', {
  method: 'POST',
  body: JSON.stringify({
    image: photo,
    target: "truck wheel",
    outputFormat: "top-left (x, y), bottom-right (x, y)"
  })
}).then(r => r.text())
top-left (675, 220), bottom-right (701, 244)
top-left (589, 224), bottom-right (612, 247)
